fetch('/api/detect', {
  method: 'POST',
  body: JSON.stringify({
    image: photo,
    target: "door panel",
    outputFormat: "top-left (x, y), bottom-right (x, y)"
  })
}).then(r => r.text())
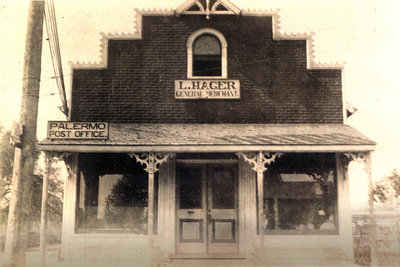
top-left (176, 164), bottom-right (207, 254)
top-left (176, 162), bottom-right (238, 255)
top-left (207, 164), bottom-right (238, 254)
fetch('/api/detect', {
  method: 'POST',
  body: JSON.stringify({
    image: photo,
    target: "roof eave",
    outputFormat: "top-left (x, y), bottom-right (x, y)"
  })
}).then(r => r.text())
top-left (39, 143), bottom-right (376, 153)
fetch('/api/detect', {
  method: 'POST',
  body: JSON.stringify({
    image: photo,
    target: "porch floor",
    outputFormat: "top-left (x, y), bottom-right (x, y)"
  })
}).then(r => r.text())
top-left (0, 248), bottom-right (360, 267)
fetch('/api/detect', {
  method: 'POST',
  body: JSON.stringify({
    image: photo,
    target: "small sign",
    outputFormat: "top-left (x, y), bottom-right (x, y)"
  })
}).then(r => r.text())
top-left (47, 121), bottom-right (109, 139)
top-left (175, 80), bottom-right (240, 99)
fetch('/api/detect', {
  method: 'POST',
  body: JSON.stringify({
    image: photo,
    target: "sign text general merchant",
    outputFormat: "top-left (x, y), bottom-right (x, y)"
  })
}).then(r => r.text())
top-left (175, 80), bottom-right (240, 99)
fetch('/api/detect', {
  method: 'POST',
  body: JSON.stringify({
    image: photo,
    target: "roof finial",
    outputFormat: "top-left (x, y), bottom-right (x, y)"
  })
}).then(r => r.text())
top-left (206, 0), bottom-right (210, 19)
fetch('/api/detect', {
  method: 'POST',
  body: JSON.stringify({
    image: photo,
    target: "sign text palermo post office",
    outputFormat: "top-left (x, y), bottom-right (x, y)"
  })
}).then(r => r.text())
top-left (47, 121), bottom-right (109, 140)
top-left (175, 79), bottom-right (240, 99)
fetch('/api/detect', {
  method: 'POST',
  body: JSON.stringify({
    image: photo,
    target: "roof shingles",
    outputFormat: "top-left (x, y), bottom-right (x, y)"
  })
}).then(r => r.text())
top-left (40, 123), bottom-right (375, 147)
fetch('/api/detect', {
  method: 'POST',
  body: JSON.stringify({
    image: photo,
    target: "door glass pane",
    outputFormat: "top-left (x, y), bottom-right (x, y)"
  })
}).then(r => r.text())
top-left (177, 165), bottom-right (203, 209)
top-left (212, 167), bottom-right (235, 209)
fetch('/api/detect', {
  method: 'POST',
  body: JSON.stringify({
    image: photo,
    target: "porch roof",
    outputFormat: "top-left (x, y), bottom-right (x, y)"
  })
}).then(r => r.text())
top-left (39, 123), bottom-right (376, 153)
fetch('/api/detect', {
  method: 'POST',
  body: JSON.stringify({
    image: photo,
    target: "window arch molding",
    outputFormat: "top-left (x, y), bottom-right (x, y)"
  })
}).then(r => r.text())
top-left (187, 28), bottom-right (228, 79)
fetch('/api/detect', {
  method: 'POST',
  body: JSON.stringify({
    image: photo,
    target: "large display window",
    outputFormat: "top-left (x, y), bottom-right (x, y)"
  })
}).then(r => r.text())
top-left (262, 153), bottom-right (338, 234)
top-left (76, 153), bottom-right (158, 234)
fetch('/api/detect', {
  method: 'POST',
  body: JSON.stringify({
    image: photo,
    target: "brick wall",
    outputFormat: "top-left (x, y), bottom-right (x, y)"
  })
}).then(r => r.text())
top-left (71, 15), bottom-right (343, 123)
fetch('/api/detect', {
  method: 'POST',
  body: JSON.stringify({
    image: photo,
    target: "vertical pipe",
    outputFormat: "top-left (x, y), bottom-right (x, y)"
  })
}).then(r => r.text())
top-left (40, 153), bottom-right (50, 267)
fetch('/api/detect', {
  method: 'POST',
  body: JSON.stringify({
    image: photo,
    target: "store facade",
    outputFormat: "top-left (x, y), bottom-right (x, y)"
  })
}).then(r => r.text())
top-left (40, 1), bottom-right (375, 266)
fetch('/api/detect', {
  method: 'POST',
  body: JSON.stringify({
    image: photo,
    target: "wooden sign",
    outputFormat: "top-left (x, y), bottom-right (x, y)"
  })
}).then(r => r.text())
top-left (47, 121), bottom-right (109, 139)
top-left (175, 80), bottom-right (240, 99)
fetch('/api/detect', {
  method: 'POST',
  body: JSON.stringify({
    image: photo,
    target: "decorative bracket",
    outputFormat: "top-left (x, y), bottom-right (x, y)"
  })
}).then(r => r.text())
top-left (49, 151), bottom-right (73, 161)
top-left (128, 152), bottom-right (175, 174)
top-left (47, 151), bottom-right (74, 174)
top-left (343, 152), bottom-right (370, 172)
top-left (236, 151), bottom-right (283, 174)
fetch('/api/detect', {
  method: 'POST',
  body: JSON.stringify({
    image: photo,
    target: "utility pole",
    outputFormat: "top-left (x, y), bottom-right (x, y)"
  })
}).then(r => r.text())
top-left (3, 1), bottom-right (45, 267)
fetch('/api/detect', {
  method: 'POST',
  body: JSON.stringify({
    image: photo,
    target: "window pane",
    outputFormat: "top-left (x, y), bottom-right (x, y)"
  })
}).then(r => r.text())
top-left (193, 34), bottom-right (222, 76)
top-left (76, 153), bottom-right (150, 234)
top-left (102, 174), bottom-right (148, 232)
top-left (193, 56), bottom-right (221, 76)
top-left (193, 35), bottom-right (221, 55)
top-left (177, 165), bottom-right (203, 209)
top-left (263, 153), bottom-right (338, 234)
top-left (211, 166), bottom-right (235, 209)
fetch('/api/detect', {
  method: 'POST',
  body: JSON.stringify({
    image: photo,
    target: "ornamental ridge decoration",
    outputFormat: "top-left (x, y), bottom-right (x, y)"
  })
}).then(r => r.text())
top-left (128, 152), bottom-right (175, 174)
top-left (236, 151), bottom-right (283, 173)
top-left (175, 0), bottom-right (241, 19)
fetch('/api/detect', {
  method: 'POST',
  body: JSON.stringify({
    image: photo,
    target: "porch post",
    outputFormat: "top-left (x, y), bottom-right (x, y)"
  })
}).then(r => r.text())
top-left (39, 152), bottom-right (51, 267)
top-left (129, 152), bottom-right (175, 259)
top-left (344, 152), bottom-right (377, 266)
top-left (256, 152), bottom-right (265, 256)
top-left (142, 153), bottom-right (156, 237)
top-left (236, 151), bottom-right (282, 260)
top-left (365, 152), bottom-right (378, 266)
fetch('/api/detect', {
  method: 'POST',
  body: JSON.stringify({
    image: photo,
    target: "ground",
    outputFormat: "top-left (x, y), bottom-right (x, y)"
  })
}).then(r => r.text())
top-left (0, 247), bottom-right (361, 267)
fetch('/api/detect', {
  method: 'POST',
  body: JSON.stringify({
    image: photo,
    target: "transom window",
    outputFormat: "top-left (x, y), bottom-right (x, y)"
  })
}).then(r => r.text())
top-left (187, 28), bottom-right (227, 78)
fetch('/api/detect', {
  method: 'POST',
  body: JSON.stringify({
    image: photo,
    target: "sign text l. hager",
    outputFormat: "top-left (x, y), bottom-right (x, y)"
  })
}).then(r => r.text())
top-left (47, 121), bottom-right (109, 139)
top-left (175, 80), bottom-right (240, 99)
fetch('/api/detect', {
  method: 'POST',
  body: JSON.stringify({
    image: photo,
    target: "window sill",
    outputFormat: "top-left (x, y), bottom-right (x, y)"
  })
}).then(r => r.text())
top-left (75, 228), bottom-right (148, 235)
top-left (263, 229), bottom-right (338, 235)
top-left (187, 76), bottom-right (228, 79)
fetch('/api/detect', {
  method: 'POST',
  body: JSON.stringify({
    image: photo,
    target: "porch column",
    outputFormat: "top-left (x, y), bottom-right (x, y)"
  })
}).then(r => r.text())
top-left (40, 152), bottom-right (50, 267)
top-left (128, 153), bottom-right (175, 253)
top-left (236, 151), bottom-right (282, 259)
top-left (344, 152), bottom-right (377, 266)
top-left (39, 152), bottom-right (72, 267)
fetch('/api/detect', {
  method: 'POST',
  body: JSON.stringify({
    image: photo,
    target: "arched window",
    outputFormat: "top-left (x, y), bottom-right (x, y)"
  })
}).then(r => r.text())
top-left (193, 35), bottom-right (221, 76)
top-left (187, 28), bottom-right (227, 78)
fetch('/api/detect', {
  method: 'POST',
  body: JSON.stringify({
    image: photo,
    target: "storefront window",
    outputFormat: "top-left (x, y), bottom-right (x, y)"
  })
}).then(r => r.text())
top-left (76, 153), bottom-right (157, 234)
top-left (263, 153), bottom-right (338, 234)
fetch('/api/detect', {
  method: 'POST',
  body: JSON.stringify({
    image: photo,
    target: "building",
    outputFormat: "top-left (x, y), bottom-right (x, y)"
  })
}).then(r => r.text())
top-left (39, 1), bottom-right (376, 266)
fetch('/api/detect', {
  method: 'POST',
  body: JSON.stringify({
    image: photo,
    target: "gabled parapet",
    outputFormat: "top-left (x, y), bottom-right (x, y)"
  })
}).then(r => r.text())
top-left (69, 5), bottom-right (344, 124)
top-left (69, 7), bottom-right (344, 71)
top-left (242, 8), bottom-right (344, 70)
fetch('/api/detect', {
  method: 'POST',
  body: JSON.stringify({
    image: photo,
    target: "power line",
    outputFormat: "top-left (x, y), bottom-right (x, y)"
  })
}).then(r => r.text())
top-left (44, 0), bottom-right (68, 117)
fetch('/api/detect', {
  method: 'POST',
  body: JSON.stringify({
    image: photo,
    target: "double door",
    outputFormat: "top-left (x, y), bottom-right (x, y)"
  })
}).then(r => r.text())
top-left (176, 162), bottom-right (239, 255)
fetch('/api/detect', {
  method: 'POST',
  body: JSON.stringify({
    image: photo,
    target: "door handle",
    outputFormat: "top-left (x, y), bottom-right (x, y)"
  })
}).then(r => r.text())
top-left (208, 213), bottom-right (211, 223)
top-left (188, 210), bottom-right (194, 214)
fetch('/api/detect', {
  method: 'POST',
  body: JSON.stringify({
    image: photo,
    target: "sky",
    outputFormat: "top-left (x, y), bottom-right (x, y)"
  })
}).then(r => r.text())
top-left (0, 0), bottom-right (400, 210)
